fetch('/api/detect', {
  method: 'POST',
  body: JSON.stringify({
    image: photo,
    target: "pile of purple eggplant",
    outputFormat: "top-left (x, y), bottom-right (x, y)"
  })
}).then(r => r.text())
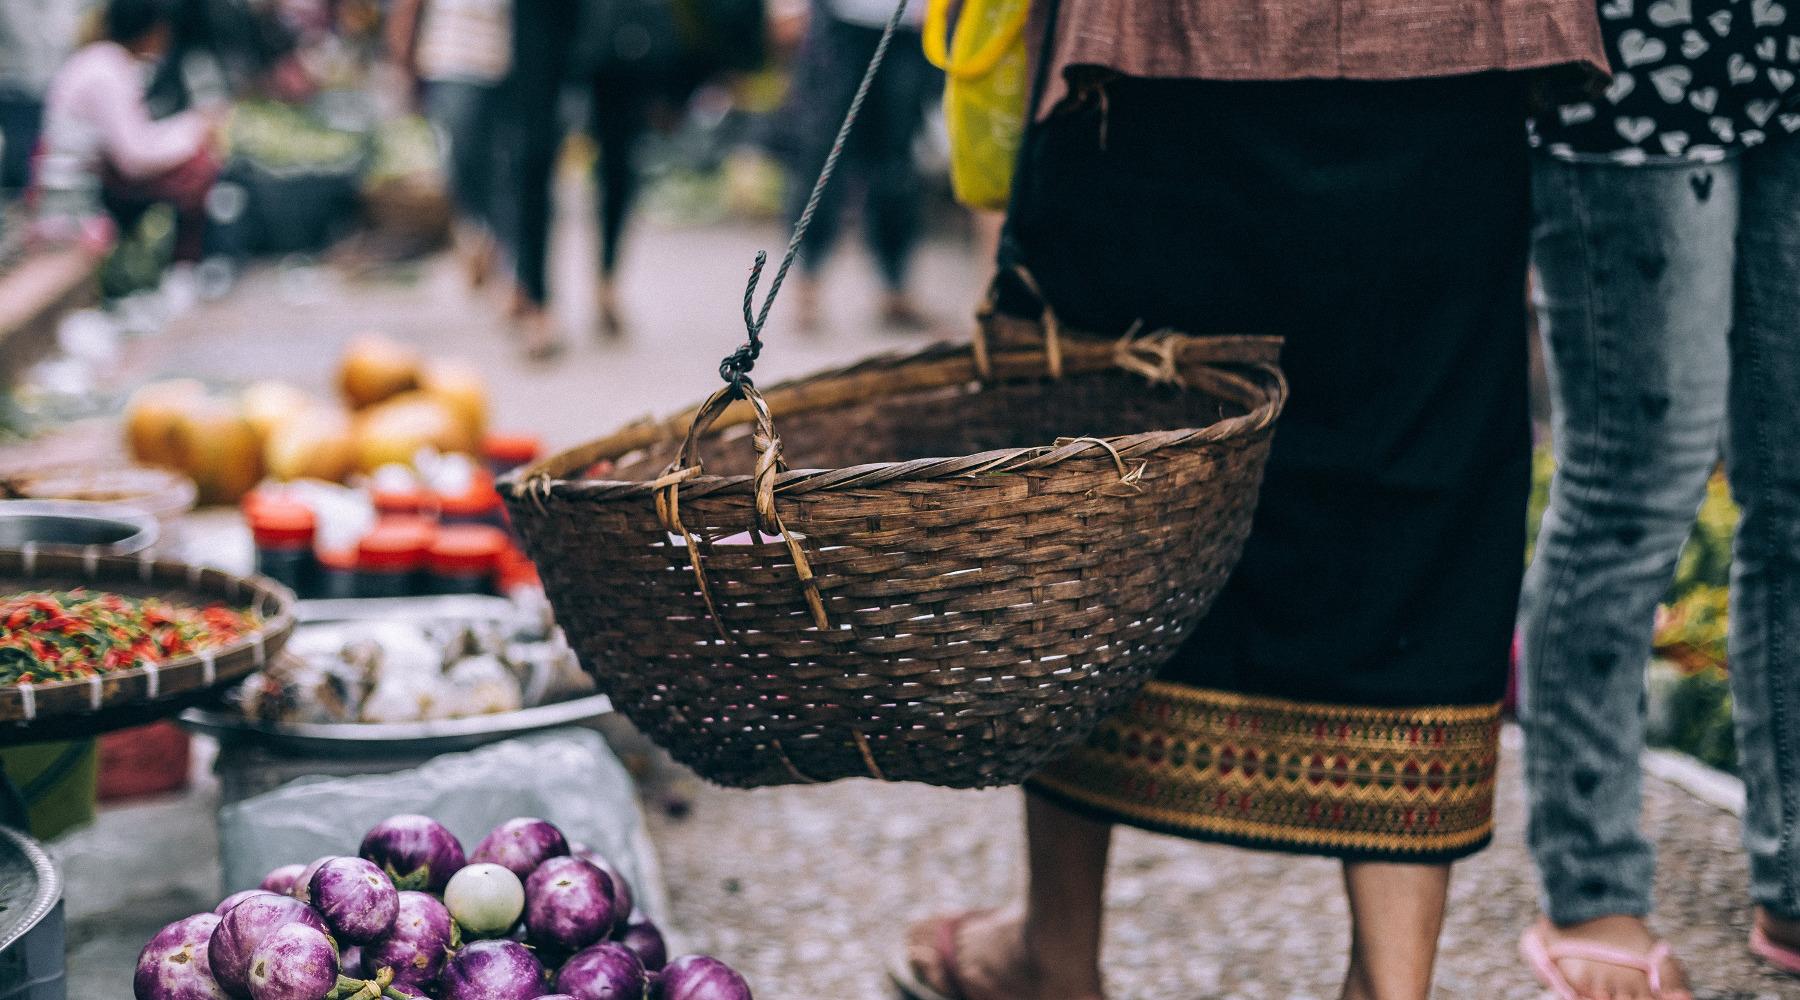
top-left (134, 814), bottom-right (753, 1000)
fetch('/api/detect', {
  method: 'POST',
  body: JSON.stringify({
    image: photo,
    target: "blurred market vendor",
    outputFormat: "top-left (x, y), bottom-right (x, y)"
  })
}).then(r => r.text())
top-left (32, 0), bottom-right (223, 260)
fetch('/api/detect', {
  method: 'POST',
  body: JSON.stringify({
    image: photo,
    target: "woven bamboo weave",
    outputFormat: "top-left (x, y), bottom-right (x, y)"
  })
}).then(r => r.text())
top-left (500, 333), bottom-right (1286, 788)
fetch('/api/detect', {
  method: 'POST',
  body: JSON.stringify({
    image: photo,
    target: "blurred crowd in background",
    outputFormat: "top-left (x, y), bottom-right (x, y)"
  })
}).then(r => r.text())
top-left (0, 0), bottom-right (970, 360)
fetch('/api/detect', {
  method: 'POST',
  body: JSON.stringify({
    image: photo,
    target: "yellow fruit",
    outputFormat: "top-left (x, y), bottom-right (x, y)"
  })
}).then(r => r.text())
top-left (265, 407), bottom-right (356, 483)
top-left (239, 380), bottom-right (316, 445)
top-left (170, 397), bottom-right (264, 505)
top-left (419, 361), bottom-right (488, 449)
top-left (124, 379), bottom-right (206, 468)
top-left (353, 393), bottom-right (467, 472)
top-left (337, 334), bottom-right (421, 409)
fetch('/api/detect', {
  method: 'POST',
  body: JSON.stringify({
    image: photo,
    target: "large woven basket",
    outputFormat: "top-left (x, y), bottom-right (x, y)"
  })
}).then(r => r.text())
top-left (500, 327), bottom-right (1286, 788)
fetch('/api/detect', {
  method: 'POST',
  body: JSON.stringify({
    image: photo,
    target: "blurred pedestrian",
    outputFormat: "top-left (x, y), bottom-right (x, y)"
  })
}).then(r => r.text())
top-left (34, 0), bottom-right (223, 261)
top-left (576, 0), bottom-right (682, 338)
top-left (502, 0), bottom-right (583, 360)
top-left (0, 0), bottom-right (89, 197)
top-left (387, 0), bottom-right (512, 290)
top-left (1518, 2), bottom-right (1800, 995)
top-left (887, 0), bottom-right (1606, 997)
top-left (777, 0), bottom-right (937, 332)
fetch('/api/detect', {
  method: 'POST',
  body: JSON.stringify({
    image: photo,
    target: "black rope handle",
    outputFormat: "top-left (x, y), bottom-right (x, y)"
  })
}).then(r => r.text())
top-left (719, 0), bottom-right (914, 395)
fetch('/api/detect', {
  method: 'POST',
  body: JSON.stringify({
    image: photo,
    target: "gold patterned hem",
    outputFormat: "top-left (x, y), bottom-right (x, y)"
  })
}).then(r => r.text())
top-left (1030, 682), bottom-right (1504, 860)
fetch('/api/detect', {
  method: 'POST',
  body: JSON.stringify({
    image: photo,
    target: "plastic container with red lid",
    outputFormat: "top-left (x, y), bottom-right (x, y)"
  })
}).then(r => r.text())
top-left (249, 499), bottom-right (318, 598)
top-left (438, 471), bottom-right (504, 529)
top-left (316, 546), bottom-right (360, 600)
top-left (354, 521), bottom-right (436, 598)
top-left (426, 524), bottom-right (509, 595)
top-left (372, 486), bottom-right (436, 522)
top-left (482, 432), bottom-right (541, 478)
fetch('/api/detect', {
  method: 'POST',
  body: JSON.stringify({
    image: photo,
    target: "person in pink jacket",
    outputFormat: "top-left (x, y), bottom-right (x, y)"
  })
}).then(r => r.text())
top-left (34, 0), bottom-right (223, 260)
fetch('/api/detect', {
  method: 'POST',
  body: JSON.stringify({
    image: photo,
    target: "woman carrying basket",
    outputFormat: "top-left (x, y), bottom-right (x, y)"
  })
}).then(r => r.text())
top-left (893, 2), bottom-right (1607, 999)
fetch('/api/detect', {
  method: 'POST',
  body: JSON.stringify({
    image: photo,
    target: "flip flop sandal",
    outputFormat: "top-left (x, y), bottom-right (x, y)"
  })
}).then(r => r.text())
top-left (1750, 924), bottom-right (1800, 974)
top-left (1520, 922), bottom-right (1680, 999)
top-left (889, 911), bottom-right (980, 1000)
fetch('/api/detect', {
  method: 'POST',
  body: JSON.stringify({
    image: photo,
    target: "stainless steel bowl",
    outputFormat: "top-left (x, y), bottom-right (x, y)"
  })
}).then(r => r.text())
top-left (0, 824), bottom-right (65, 999)
top-left (0, 500), bottom-right (158, 556)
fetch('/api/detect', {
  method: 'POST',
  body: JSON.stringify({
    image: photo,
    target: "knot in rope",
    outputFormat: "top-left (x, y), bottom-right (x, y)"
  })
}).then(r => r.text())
top-left (718, 340), bottom-right (761, 392)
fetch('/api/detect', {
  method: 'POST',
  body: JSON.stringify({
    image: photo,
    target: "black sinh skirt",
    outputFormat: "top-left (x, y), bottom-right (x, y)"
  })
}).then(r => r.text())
top-left (1020, 72), bottom-right (1533, 863)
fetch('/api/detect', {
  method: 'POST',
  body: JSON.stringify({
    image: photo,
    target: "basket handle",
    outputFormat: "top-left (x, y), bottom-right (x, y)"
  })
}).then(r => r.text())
top-left (654, 382), bottom-right (830, 635)
top-left (973, 265), bottom-right (1064, 381)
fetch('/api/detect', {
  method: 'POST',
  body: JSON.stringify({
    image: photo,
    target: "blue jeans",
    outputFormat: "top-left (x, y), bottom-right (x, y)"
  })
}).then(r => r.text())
top-left (423, 80), bottom-right (504, 232)
top-left (1522, 136), bottom-right (1800, 925)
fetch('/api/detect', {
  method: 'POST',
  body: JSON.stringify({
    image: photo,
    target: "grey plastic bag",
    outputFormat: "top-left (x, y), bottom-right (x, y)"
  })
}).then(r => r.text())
top-left (216, 728), bottom-right (666, 921)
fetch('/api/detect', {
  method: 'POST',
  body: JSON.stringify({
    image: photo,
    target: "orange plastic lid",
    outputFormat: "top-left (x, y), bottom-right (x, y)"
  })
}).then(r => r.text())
top-left (249, 500), bottom-right (316, 549)
top-left (356, 520), bottom-right (435, 571)
top-left (427, 524), bottom-right (509, 576)
top-left (496, 544), bottom-right (541, 592)
top-left (317, 546), bottom-right (358, 572)
top-left (372, 487), bottom-right (433, 517)
top-left (483, 432), bottom-right (542, 466)
top-left (438, 472), bottom-right (501, 518)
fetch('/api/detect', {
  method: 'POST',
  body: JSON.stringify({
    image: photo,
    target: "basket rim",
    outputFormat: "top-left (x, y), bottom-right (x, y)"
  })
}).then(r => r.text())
top-left (501, 335), bottom-right (1287, 504)
top-left (0, 548), bottom-right (297, 726)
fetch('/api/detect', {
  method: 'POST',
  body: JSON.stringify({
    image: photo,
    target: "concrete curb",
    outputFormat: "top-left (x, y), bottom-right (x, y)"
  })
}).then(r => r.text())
top-left (1644, 747), bottom-right (1745, 816)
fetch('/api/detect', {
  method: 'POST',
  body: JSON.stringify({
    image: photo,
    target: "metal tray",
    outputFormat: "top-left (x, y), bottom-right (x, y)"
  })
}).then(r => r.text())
top-left (180, 693), bottom-right (613, 758)
top-left (0, 825), bottom-right (59, 954)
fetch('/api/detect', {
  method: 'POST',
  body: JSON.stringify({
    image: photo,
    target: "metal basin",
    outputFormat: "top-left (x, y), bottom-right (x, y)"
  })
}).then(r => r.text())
top-left (0, 501), bottom-right (158, 555)
top-left (0, 824), bottom-right (64, 999)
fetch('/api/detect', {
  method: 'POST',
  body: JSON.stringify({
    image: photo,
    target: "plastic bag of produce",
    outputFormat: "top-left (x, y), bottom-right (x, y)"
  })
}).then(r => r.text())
top-left (923, 0), bottom-right (1029, 210)
top-left (216, 729), bottom-right (665, 918)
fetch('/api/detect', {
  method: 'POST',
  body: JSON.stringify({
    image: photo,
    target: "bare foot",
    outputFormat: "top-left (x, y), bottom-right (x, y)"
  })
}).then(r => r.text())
top-left (596, 279), bottom-right (625, 339)
top-left (513, 307), bottom-right (565, 362)
top-left (793, 276), bottom-right (823, 334)
top-left (901, 909), bottom-right (1104, 1000)
top-left (879, 292), bottom-right (932, 332)
top-left (1533, 915), bottom-right (1691, 1000)
top-left (461, 229), bottom-right (497, 289)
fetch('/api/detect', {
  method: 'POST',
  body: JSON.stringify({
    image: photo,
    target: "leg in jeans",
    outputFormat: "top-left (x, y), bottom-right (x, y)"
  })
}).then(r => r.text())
top-left (1520, 154), bottom-right (1737, 996)
top-left (1728, 132), bottom-right (1800, 943)
top-left (507, 0), bottom-right (577, 312)
top-left (590, 73), bottom-right (649, 335)
top-left (425, 80), bottom-right (501, 284)
top-left (509, 85), bottom-right (562, 309)
top-left (0, 94), bottom-right (43, 194)
top-left (590, 74), bottom-right (648, 280)
top-left (425, 81), bottom-right (491, 225)
top-left (858, 32), bottom-right (928, 295)
top-left (784, 15), bottom-right (871, 328)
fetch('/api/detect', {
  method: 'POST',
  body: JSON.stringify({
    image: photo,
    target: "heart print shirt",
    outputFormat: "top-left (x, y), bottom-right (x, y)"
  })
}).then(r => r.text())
top-left (1533, 0), bottom-right (1800, 162)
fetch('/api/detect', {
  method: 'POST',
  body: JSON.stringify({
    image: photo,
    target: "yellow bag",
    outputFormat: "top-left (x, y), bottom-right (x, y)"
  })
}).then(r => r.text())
top-left (924, 0), bottom-right (1030, 210)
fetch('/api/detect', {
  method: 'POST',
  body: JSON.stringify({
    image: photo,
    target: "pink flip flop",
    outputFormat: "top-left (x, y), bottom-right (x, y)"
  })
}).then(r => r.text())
top-left (1520, 922), bottom-right (1681, 999)
top-left (1750, 924), bottom-right (1800, 974)
top-left (889, 912), bottom-right (978, 1000)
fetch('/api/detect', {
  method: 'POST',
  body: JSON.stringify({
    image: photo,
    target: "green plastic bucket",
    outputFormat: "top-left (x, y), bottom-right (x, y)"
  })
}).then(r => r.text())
top-left (0, 741), bottom-right (98, 841)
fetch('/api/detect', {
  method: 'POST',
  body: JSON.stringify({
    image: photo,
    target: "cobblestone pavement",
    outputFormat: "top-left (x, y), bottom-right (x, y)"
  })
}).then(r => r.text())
top-left (52, 213), bottom-right (1798, 998)
top-left (644, 731), bottom-right (1794, 1000)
